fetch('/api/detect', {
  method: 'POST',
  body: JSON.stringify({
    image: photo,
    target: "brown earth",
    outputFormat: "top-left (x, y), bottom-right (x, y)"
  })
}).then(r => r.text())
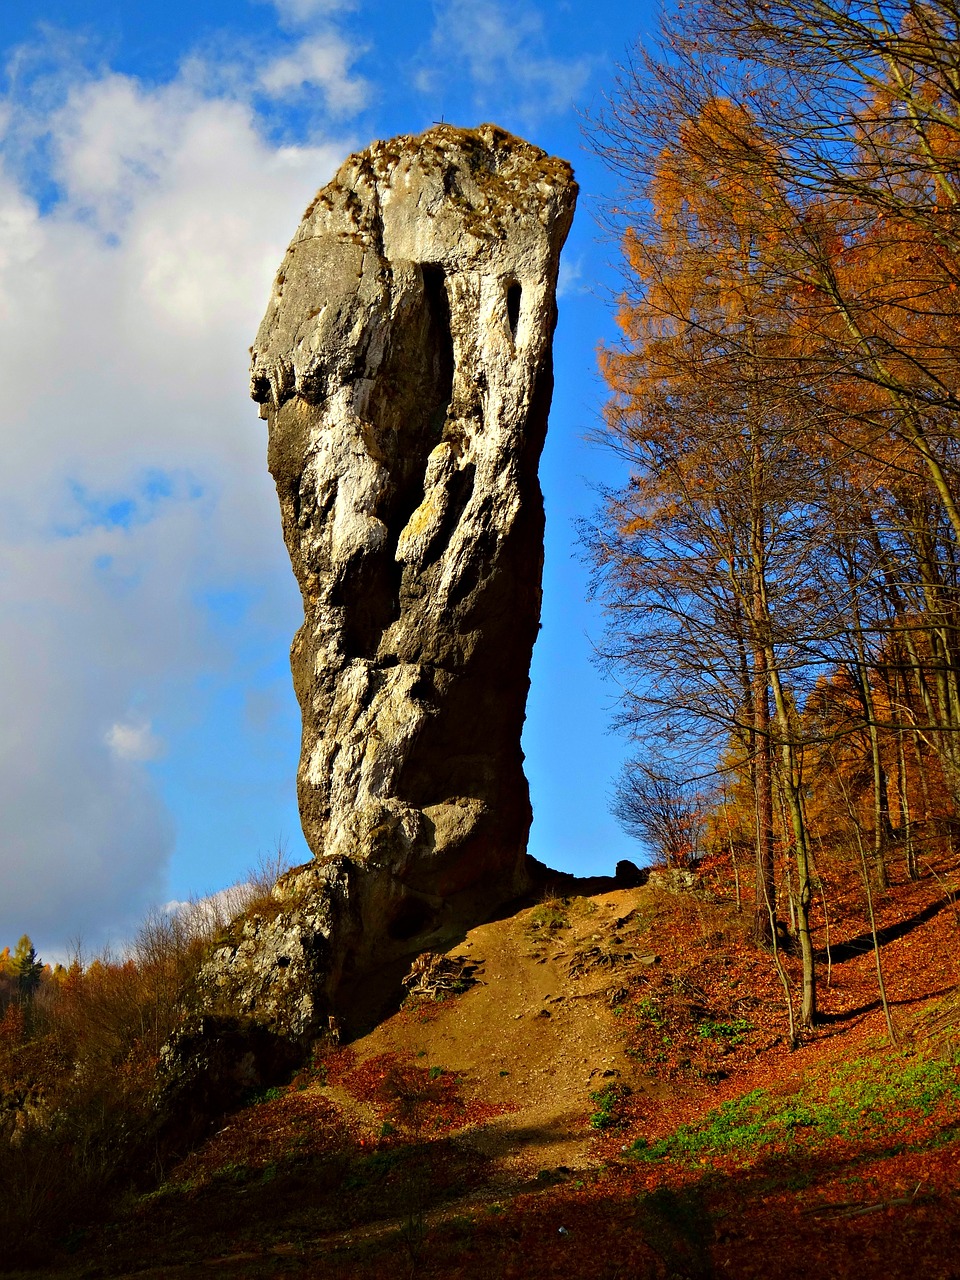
top-left (15, 866), bottom-right (960, 1279)
top-left (352, 889), bottom-right (662, 1175)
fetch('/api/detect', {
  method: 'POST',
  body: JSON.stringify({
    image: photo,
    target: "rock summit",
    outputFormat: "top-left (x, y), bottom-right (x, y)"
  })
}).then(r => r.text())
top-left (207, 124), bottom-right (576, 1036)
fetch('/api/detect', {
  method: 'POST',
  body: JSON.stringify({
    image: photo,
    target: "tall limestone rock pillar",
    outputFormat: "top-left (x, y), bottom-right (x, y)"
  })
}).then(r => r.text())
top-left (208, 125), bottom-right (575, 1037)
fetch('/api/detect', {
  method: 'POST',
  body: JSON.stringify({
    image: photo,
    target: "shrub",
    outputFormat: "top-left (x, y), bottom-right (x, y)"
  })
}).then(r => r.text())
top-left (526, 897), bottom-right (570, 936)
top-left (0, 878), bottom-right (266, 1269)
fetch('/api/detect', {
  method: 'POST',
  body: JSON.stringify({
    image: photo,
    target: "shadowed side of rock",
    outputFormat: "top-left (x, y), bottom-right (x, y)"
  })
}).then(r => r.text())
top-left (197, 124), bottom-right (576, 1043)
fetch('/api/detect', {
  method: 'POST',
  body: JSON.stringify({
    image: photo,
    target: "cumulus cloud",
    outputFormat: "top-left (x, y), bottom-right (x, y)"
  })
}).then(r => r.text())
top-left (248, 0), bottom-right (367, 112)
top-left (162, 883), bottom-right (255, 931)
top-left (0, 34), bottom-right (357, 954)
top-left (416, 0), bottom-right (594, 123)
top-left (259, 33), bottom-right (367, 112)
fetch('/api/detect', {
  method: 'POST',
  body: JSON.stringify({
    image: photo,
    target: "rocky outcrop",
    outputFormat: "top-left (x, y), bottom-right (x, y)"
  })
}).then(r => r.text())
top-left (204, 124), bottom-right (576, 1039)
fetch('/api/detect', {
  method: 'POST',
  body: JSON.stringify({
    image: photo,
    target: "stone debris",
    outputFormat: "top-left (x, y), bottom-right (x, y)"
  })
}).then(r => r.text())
top-left (646, 868), bottom-right (700, 894)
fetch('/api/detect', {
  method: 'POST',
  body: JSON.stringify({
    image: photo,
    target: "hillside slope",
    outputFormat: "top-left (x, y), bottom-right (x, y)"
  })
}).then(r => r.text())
top-left (17, 868), bottom-right (960, 1279)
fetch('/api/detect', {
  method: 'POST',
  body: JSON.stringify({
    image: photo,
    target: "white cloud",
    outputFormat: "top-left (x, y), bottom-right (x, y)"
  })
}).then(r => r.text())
top-left (47, 74), bottom-right (174, 233)
top-left (266, 0), bottom-right (356, 28)
top-left (558, 254), bottom-right (586, 298)
top-left (418, 0), bottom-right (594, 123)
top-left (0, 37), bottom-right (357, 954)
top-left (162, 883), bottom-right (254, 930)
top-left (106, 721), bottom-right (164, 762)
top-left (259, 33), bottom-right (368, 112)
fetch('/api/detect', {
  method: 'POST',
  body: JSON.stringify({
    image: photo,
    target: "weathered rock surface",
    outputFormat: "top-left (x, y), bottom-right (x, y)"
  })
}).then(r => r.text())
top-left (203, 124), bottom-right (576, 1038)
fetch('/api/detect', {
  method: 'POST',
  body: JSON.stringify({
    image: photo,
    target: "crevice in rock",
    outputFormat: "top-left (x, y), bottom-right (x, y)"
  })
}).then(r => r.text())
top-left (338, 261), bottom-right (461, 659)
top-left (421, 263), bottom-right (455, 440)
top-left (330, 552), bottom-right (397, 660)
top-left (506, 281), bottom-right (522, 341)
top-left (387, 896), bottom-right (437, 941)
top-left (250, 371), bottom-right (272, 404)
top-left (446, 507), bottom-right (496, 612)
top-left (326, 264), bottom-right (462, 660)
top-left (418, 460), bottom-right (477, 570)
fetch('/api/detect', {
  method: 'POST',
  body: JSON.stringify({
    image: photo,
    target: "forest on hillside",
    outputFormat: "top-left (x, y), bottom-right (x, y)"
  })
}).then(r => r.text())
top-left (588, 0), bottom-right (960, 1035)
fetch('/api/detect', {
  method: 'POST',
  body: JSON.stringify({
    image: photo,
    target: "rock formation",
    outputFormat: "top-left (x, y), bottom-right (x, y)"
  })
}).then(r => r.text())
top-left (203, 124), bottom-right (576, 1038)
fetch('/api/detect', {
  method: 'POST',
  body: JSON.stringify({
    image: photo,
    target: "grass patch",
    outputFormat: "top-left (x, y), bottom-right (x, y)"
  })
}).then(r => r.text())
top-left (526, 897), bottom-right (571, 936)
top-left (697, 1018), bottom-right (753, 1045)
top-left (629, 1048), bottom-right (960, 1164)
top-left (589, 1082), bottom-right (632, 1130)
top-left (344, 1148), bottom-right (405, 1190)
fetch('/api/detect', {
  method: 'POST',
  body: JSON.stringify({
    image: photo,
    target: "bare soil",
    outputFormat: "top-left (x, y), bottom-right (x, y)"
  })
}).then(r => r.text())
top-left (356, 889), bottom-right (656, 1174)
top-left (15, 867), bottom-right (960, 1279)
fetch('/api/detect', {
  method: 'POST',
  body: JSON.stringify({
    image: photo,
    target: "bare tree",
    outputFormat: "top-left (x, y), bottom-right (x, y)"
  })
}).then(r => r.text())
top-left (613, 762), bottom-right (712, 868)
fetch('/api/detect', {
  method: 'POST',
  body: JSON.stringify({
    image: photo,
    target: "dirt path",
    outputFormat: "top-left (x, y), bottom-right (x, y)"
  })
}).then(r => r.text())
top-left (354, 889), bottom-right (654, 1173)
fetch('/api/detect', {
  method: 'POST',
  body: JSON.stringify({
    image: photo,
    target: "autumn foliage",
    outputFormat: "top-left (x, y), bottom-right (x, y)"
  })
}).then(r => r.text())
top-left (589, 0), bottom-right (960, 1036)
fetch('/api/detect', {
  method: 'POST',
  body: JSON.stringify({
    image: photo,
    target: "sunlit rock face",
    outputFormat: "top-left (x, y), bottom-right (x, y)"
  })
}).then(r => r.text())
top-left (209, 125), bottom-right (576, 1035)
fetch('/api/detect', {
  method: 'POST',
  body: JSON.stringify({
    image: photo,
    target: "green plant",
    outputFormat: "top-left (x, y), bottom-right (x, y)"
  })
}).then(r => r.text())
top-left (526, 897), bottom-right (570, 935)
top-left (217, 1161), bottom-right (253, 1185)
top-left (589, 1082), bottom-right (632, 1130)
top-left (629, 1049), bottom-right (960, 1164)
top-left (249, 1085), bottom-right (284, 1105)
top-left (696, 1018), bottom-right (753, 1045)
top-left (636, 996), bottom-right (665, 1027)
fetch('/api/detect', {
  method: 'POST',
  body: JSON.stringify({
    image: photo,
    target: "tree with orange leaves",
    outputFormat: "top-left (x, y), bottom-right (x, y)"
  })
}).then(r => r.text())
top-left (591, 0), bottom-right (960, 1033)
top-left (590, 95), bottom-right (828, 1027)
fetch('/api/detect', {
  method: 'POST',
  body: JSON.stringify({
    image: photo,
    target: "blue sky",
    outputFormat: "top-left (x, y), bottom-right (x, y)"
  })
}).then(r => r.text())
top-left (0, 0), bottom-right (658, 957)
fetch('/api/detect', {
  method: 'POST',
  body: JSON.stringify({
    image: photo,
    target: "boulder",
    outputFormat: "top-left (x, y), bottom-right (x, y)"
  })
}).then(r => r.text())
top-left (614, 859), bottom-right (649, 888)
top-left (204, 124), bottom-right (576, 1038)
top-left (646, 867), bottom-right (700, 894)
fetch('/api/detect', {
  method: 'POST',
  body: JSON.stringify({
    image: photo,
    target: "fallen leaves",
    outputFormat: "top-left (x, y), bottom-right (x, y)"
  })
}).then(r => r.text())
top-left (29, 860), bottom-right (960, 1279)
